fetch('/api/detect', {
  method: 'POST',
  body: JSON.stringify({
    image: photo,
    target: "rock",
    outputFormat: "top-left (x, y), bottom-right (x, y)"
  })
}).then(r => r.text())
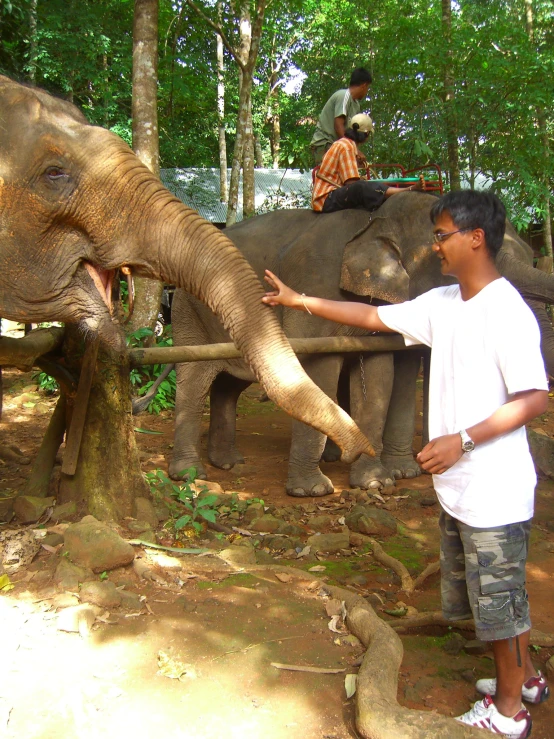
top-left (51, 501), bottom-right (77, 521)
top-left (127, 520), bottom-right (153, 535)
top-left (366, 592), bottom-right (385, 609)
top-left (527, 428), bottom-right (554, 478)
top-left (460, 669), bottom-right (477, 683)
top-left (263, 536), bottom-right (297, 552)
top-left (342, 634), bottom-right (362, 648)
top-left (309, 515), bottom-right (333, 531)
top-left (0, 492), bottom-right (17, 523)
top-left (420, 497), bottom-right (437, 507)
top-left (119, 590), bottom-right (143, 611)
top-left (57, 604), bottom-right (102, 636)
top-left (79, 580), bottom-right (122, 608)
top-left (42, 533), bottom-right (64, 547)
top-left (249, 515), bottom-right (283, 533)
top-left (255, 550), bottom-right (277, 565)
top-left (383, 500), bottom-right (398, 512)
top-left (277, 522), bottom-right (304, 537)
top-left (242, 503), bottom-right (265, 524)
top-left (136, 529), bottom-right (157, 544)
top-left (358, 515), bottom-right (379, 535)
top-left (52, 593), bottom-right (80, 609)
top-left (545, 655), bottom-right (554, 682)
top-left (132, 497), bottom-right (159, 528)
top-left (0, 528), bottom-right (41, 572)
top-left (153, 502), bottom-right (171, 522)
top-left (219, 546), bottom-right (257, 565)
top-left (13, 495), bottom-right (55, 523)
top-left (195, 479), bottom-right (223, 495)
top-left (442, 632), bottom-right (466, 655)
top-left (54, 558), bottom-right (95, 590)
top-left (345, 506), bottom-right (397, 536)
top-left (307, 532), bottom-right (350, 553)
top-left (64, 519), bottom-right (135, 573)
top-left (464, 639), bottom-right (489, 656)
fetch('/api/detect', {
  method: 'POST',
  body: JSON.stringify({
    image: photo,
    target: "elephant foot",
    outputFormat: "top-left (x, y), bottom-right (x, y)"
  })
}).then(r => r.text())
top-left (321, 438), bottom-right (341, 463)
top-left (285, 470), bottom-right (334, 498)
top-left (169, 457), bottom-right (207, 481)
top-left (208, 447), bottom-right (245, 471)
top-left (349, 455), bottom-right (395, 490)
top-left (381, 453), bottom-right (421, 480)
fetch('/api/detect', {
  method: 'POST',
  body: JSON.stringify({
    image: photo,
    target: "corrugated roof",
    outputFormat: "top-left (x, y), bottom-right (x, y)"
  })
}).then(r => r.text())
top-left (160, 167), bottom-right (312, 223)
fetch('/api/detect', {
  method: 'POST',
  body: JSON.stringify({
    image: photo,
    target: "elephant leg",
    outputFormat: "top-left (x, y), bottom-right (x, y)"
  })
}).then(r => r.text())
top-left (169, 360), bottom-right (218, 481)
top-left (287, 355), bottom-right (343, 497)
top-left (381, 350), bottom-right (423, 479)
top-left (349, 352), bottom-right (396, 489)
top-left (208, 372), bottom-right (251, 470)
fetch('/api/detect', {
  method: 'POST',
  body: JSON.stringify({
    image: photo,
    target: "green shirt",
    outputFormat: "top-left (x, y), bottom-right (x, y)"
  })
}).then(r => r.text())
top-left (310, 89), bottom-right (361, 148)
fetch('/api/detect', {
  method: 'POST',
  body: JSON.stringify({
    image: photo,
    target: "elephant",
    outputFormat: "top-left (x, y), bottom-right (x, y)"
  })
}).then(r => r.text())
top-left (170, 192), bottom-right (554, 495)
top-left (0, 75), bottom-right (373, 464)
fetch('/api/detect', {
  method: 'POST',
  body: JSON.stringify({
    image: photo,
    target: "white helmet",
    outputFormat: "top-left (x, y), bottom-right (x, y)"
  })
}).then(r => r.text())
top-left (350, 113), bottom-right (374, 134)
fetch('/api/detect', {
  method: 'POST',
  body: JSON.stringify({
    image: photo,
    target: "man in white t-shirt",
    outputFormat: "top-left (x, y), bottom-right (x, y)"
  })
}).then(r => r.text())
top-left (262, 190), bottom-right (549, 738)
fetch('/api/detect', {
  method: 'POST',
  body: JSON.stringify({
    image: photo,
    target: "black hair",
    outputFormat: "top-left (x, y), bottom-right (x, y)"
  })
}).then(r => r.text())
top-left (430, 190), bottom-right (506, 257)
top-left (345, 126), bottom-right (370, 144)
top-left (349, 67), bottom-right (373, 86)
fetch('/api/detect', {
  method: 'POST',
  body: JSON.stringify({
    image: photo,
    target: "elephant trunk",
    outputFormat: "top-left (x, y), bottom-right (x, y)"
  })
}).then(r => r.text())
top-left (108, 173), bottom-right (373, 463)
top-left (497, 249), bottom-right (554, 303)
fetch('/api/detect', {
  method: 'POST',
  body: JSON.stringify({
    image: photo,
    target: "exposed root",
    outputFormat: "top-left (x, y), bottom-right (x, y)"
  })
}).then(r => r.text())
top-left (367, 537), bottom-right (414, 595)
top-left (0, 445), bottom-right (31, 465)
top-left (412, 559), bottom-right (440, 590)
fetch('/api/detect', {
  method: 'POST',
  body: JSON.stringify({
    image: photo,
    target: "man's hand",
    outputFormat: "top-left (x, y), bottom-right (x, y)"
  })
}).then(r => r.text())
top-left (262, 270), bottom-right (301, 309)
top-left (416, 433), bottom-right (463, 475)
top-left (356, 149), bottom-right (367, 166)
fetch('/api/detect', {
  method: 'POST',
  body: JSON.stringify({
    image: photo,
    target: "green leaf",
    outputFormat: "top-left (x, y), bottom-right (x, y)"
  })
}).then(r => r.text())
top-left (175, 515), bottom-right (192, 530)
top-left (134, 428), bottom-right (163, 435)
top-left (198, 509), bottom-right (217, 523)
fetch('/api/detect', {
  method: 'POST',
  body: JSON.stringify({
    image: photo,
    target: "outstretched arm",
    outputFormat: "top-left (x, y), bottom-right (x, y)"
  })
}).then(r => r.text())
top-left (262, 270), bottom-right (392, 333)
top-left (417, 389), bottom-right (548, 474)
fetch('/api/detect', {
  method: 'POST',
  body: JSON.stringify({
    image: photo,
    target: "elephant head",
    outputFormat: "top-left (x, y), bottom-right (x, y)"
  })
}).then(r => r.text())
top-left (340, 192), bottom-right (554, 375)
top-left (0, 75), bottom-right (373, 462)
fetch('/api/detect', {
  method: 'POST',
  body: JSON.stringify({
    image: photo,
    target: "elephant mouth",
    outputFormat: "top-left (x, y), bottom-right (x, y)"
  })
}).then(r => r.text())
top-left (84, 262), bottom-right (115, 313)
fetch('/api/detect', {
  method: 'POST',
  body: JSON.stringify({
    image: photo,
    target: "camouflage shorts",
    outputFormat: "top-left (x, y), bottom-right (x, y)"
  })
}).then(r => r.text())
top-left (439, 511), bottom-right (532, 642)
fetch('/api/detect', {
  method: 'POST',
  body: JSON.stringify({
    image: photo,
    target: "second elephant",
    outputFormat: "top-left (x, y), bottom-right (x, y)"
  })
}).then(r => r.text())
top-left (170, 193), bottom-right (553, 495)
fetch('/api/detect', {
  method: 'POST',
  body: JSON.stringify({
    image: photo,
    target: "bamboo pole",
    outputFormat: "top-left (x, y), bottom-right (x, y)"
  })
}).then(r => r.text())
top-left (130, 334), bottom-right (414, 366)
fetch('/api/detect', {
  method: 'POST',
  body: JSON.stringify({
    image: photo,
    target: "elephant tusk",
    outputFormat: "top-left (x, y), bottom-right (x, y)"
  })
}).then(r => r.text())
top-left (84, 262), bottom-right (114, 313)
top-left (121, 266), bottom-right (134, 324)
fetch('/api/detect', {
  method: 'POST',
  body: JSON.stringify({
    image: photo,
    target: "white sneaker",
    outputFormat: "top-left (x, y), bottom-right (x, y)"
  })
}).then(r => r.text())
top-left (455, 695), bottom-right (532, 738)
top-left (476, 671), bottom-right (550, 704)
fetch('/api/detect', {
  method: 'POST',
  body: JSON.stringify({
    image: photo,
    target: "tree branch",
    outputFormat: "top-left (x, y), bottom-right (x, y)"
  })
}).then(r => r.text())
top-left (185, 0), bottom-right (244, 70)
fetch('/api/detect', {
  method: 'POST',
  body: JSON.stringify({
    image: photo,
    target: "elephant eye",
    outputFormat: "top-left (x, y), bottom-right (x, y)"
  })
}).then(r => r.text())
top-left (45, 166), bottom-right (68, 180)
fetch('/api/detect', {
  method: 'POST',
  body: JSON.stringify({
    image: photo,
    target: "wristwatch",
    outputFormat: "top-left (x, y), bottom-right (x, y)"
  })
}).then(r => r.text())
top-left (459, 429), bottom-right (475, 453)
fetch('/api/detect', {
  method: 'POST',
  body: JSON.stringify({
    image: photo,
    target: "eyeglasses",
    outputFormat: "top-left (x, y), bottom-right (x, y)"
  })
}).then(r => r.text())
top-left (433, 228), bottom-right (470, 244)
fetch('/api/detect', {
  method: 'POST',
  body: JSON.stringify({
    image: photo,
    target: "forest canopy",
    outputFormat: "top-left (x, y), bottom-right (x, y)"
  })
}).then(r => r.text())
top-left (0, 0), bottom-right (552, 232)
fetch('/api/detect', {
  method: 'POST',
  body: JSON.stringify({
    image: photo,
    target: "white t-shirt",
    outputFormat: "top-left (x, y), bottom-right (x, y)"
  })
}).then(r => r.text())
top-left (378, 278), bottom-right (548, 528)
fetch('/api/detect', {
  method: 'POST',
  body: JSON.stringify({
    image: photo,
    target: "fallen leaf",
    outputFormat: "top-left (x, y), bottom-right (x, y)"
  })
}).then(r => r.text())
top-left (271, 663), bottom-right (345, 674)
top-left (383, 607), bottom-right (408, 618)
top-left (275, 573), bottom-right (292, 583)
top-left (232, 527), bottom-right (252, 537)
top-left (308, 565), bottom-right (326, 572)
top-left (338, 516), bottom-right (346, 525)
top-left (296, 545), bottom-right (311, 559)
top-left (373, 493), bottom-right (385, 503)
top-left (328, 615), bottom-right (344, 634)
top-left (345, 674), bottom-right (358, 699)
top-left (0, 574), bottom-right (14, 592)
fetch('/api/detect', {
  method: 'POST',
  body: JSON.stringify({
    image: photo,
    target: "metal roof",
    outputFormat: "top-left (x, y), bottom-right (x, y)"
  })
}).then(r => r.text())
top-left (160, 167), bottom-right (312, 223)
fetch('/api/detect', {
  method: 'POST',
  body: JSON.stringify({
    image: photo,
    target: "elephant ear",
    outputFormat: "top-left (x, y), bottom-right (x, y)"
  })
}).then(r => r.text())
top-left (339, 218), bottom-right (410, 304)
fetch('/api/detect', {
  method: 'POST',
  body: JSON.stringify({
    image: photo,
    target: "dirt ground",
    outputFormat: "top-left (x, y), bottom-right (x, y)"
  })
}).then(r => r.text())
top-left (1, 368), bottom-right (554, 739)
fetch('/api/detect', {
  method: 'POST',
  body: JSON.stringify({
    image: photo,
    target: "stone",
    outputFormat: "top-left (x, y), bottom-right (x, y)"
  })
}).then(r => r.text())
top-left (42, 533), bottom-right (64, 547)
top-left (52, 593), bottom-right (80, 609)
top-left (119, 590), bottom-right (143, 611)
top-left (442, 632), bottom-right (466, 655)
top-left (277, 522), bottom-right (304, 537)
top-left (80, 580), bottom-right (122, 608)
top-left (0, 492), bottom-right (17, 523)
top-left (64, 518), bottom-right (135, 573)
top-left (249, 515), bottom-right (283, 533)
top-left (54, 558), bottom-right (95, 590)
top-left (358, 515), bottom-right (379, 535)
top-left (127, 520), bottom-right (153, 534)
top-left (545, 655), bottom-right (554, 682)
top-left (219, 546), bottom-right (257, 565)
top-left (460, 669), bottom-right (477, 684)
top-left (366, 592), bottom-right (385, 609)
top-left (132, 497), bottom-right (159, 528)
top-left (308, 515), bottom-right (333, 531)
top-left (195, 479), bottom-right (223, 495)
top-left (136, 529), bottom-right (157, 544)
top-left (463, 639), bottom-right (489, 656)
top-left (345, 506), bottom-right (397, 537)
top-left (527, 428), bottom-right (554, 479)
top-left (57, 604), bottom-right (102, 636)
top-left (13, 495), bottom-right (55, 523)
top-left (243, 503), bottom-right (265, 524)
top-left (307, 531), bottom-right (350, 553)
top-left (255, 550), bottom-right (277, 564)
top-left (420, 497), bottom-right (437, 507)
top-left (51, 501), bottom-right (77, 521)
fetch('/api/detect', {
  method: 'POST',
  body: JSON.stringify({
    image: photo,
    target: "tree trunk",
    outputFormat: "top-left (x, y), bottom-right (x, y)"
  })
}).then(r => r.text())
top-left (254, 135), bottom-right (264, 168)
top-left (242, 98), bottom-right (255, 217)
top-left (217, 2), bottom-right (228, 203)
top-left (28, 0), bottom-right (38, 85)
top-left (441, 0), bottom-right (460, 190)
top-left (58, 330), bottom-right (149, 520)
top-left (129, 0), bottom-right (164, 336)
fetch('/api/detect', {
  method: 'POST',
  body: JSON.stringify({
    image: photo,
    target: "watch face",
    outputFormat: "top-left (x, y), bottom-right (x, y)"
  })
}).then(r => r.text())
top-left (462, 441), bottom-right (475, 452)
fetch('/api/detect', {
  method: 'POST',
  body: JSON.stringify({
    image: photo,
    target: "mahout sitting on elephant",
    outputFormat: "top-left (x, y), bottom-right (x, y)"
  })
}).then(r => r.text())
top-left (170, 192), bottom-right (554, 496)
top-left (0, 75), bottom-right (374, 463)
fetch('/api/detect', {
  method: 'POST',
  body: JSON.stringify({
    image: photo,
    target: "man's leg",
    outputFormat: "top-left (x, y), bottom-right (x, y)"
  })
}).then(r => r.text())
top-left (492, 630), bottom-right (531, 717)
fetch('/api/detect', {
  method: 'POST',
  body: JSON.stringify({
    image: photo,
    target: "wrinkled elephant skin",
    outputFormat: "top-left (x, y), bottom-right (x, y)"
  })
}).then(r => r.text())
top-left (171, 195), bottom-right (554, 495)
top-left (0, 75), bottom-right (374, 464)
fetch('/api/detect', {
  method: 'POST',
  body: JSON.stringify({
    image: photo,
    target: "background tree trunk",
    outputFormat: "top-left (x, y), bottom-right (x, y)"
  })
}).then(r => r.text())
top-left (28, 0), bottom-right (38, 85)
top-left (217, 2), bottom-right (228, 203)
top-left (128, 0), bottom-right (164, 336)
top-left (441, 0), bottom-right (460, 190)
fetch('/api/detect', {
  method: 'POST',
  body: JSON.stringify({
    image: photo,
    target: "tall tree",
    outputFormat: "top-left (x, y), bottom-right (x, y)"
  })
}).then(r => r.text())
top-left (441, 0), bottom-right (460, 189)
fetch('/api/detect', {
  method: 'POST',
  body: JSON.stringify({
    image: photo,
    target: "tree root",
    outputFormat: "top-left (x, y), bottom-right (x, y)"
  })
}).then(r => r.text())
top-left (367, 537), bottom-right (414, 595)
top-left (21, 393), bottom-right (66, 498)
top-left (412, 559), bottom-right (440, 590)
top-left (0, 445), bottom-right (31, 465)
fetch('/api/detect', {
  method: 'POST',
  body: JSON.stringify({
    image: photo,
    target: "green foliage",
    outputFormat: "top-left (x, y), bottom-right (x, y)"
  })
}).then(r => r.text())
top-left (32, 370), bottom-right (59, 394)
top-left (145, 467), bottom-right (219, 535)
top-left (128, 325), bottom-right (176, 414)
